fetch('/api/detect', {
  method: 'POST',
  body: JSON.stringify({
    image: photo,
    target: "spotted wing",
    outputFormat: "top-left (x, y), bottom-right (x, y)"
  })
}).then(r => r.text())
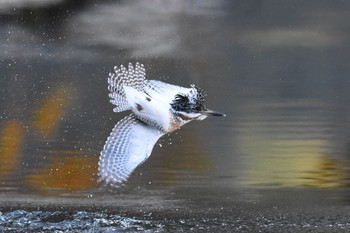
top-left (108, 62), bottom-right (146, 112)
top-left (99, 114), bottom-right (164, 186)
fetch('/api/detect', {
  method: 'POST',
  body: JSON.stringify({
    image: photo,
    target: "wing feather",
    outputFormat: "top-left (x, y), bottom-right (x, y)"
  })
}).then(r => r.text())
top-left (108, 62), bottom-right (146, 112)
top-left (99, 114), bottom-right (164, 186)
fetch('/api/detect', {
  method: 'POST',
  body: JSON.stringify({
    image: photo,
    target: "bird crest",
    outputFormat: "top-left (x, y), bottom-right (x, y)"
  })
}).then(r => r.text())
top-left (171, 85), bottom-right (206, 113)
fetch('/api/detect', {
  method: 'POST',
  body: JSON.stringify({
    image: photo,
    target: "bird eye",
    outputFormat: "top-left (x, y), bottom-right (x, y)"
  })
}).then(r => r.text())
top-left (177, 113), bottom-right (191, 121)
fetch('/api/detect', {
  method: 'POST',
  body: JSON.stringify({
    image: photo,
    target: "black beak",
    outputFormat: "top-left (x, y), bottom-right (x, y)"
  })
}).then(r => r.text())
top-left (203, 109), bottom-right (226, 117)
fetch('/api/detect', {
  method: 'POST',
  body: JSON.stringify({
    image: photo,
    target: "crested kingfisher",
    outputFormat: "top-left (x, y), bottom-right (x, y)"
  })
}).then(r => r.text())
top-left (99, 62), bottom-right (225, 186)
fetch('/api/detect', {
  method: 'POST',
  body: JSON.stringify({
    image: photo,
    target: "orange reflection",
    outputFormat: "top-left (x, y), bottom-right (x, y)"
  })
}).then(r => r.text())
top-left (0, 120), bottom-right (23, 180)
top-left (26, 152), bottom-right (98, 194)
top-left (33, 86), bottom-right (72, 137)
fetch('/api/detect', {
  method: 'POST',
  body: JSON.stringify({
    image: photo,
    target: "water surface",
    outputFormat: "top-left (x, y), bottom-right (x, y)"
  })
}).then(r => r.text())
top-left (1, 0), bottom-right (350, 232)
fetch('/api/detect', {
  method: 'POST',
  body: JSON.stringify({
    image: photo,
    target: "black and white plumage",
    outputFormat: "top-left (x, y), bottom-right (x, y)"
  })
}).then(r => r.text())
top-left (99, 62), bottom-right (225, 186)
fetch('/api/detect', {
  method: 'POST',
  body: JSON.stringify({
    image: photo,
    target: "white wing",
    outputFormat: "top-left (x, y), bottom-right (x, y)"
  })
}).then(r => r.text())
top-left (99, 114), bottom-right (164, 186)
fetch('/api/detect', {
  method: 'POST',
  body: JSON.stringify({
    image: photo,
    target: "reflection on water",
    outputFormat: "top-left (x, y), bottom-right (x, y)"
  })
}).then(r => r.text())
top-left (33, 85), bottom-right (73, 137)
top-left (234, 99), bottom-right (349, 188)
top-left (0, 121), bottom-right (23, 182)
top-left (304, 155), bottom-right (348, 188)
top-left (155, 132), bottom-right (212, 186)
top-left (26, 153), bottom-right (98, 194)
top-left (2, 96), bottom-right (347, 191)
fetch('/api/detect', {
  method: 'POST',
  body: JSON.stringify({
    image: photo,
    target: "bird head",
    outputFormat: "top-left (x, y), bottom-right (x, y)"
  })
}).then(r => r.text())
top-left (170, 85), bottom-right (225, 121)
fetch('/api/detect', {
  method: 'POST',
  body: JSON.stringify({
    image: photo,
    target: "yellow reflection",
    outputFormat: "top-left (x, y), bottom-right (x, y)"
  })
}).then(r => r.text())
top-left (26, 152), bottom-right (98, 194)
top-left (33, 86), bottom-right (72, 137)
top-left (303, 155), bottom-right (348, 188)
top-left (0, 120), bottom-right (23, 180)
top-left (242, 137), bottom-right (347, 188)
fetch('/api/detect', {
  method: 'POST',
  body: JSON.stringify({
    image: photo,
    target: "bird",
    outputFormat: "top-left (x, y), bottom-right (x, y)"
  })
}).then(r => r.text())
top-left (99, 62), bottom-right (225, 186)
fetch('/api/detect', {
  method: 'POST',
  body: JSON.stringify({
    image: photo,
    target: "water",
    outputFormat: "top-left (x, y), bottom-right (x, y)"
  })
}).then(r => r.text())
top-left (1, 0), bottom-right (350, 232)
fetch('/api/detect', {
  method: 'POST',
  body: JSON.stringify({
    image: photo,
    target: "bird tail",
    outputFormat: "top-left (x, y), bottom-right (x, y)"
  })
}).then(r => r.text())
top-left (108, 62), bottom-right (146, 112)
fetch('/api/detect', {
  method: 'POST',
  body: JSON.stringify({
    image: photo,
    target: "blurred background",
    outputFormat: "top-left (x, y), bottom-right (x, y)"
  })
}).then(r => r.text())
top-left (1, 0), bottom-right (350, 231)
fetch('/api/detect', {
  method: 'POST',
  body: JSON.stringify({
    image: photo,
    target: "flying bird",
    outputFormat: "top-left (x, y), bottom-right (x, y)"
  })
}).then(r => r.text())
top-left (99, 62), bottom-right (225, 186)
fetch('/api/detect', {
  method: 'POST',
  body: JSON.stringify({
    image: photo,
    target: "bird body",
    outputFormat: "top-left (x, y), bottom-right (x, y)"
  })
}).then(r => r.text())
top-left (99, 62), bottom-right (225, 186)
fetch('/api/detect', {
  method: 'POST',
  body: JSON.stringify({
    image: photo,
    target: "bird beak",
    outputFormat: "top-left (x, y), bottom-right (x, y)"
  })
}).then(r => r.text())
top-left (202, 109), bottom-right (226, 117)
